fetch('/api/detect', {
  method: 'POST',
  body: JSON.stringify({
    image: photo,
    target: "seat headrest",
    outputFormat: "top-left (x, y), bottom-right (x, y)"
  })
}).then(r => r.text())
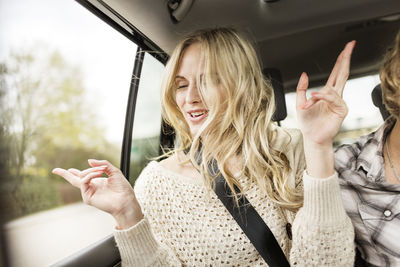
top-left (371, 84), bottom-right (391, 121)
top-left (263, 68), bottom-right (287, 122)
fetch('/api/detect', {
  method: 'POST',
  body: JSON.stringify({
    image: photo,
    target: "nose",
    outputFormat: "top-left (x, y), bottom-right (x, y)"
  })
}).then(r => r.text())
top-left (186, 81), bottom-right (201, 104)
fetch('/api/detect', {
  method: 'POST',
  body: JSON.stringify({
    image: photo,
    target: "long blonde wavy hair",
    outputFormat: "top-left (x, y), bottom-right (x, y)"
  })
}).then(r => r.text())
top-left (380, 30), bottom-right (400, 119)
top-left (161, 28), bottom-right (302, 211)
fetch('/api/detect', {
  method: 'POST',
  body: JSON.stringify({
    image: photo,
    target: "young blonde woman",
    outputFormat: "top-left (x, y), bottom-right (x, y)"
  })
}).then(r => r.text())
top-left (53, 28), bottom-right (356, 266)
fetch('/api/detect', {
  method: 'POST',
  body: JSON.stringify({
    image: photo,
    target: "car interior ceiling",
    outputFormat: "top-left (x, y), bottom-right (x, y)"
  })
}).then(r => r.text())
top-left (97, 0), bottom-right (400, 93)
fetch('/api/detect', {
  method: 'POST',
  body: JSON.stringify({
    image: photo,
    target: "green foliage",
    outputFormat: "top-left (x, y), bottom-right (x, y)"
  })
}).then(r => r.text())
top-left (0, 44), bottom-right (119, 222)
top-left (2, 173), bottom-right (62, 221)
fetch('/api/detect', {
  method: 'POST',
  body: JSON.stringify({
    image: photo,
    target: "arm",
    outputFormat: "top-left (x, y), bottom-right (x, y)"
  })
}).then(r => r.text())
top-left (52, 159), bottom-right (182, 266)
top-left (114, 217), bottom-right (182, 266)
top-left (289, 171), bottom-right (355, 266)
top-left (289, 41), bottom-right (357, 265)
top-left (296, 41), bottom-right (355, 178)
top-left (113, 166), bottom-right (182, 267)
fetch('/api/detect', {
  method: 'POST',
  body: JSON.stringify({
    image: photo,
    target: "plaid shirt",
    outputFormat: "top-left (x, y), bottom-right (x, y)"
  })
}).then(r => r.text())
top-left (335, 117), bottom-right (400, 267)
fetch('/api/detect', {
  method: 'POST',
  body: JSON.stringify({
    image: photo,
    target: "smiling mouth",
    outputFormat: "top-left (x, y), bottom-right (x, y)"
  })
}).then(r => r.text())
top-left (189, 111), bottom-right (208, 118)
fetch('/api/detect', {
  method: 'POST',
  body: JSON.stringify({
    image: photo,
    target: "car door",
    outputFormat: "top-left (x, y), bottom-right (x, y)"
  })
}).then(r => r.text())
top-left (0, 0), bottom-right (167, 266)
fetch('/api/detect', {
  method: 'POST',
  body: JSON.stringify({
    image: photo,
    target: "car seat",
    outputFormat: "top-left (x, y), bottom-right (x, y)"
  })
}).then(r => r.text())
top-left (371, 84), bottom-right (391, 121)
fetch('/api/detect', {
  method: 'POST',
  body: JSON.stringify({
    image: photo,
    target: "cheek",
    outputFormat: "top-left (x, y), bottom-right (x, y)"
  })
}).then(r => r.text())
top-left (175, 91), bottom-right (185, 110)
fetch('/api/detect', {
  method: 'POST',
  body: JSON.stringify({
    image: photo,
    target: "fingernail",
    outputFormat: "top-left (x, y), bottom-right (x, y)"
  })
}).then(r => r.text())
top-left (347, 40), bottom-right (356, 47)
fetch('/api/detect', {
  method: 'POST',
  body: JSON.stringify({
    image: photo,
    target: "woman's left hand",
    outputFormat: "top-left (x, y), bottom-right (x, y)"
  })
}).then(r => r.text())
top-left (296, 41), bottom-right (356, 178)
top-left (296, 41), bottom-right (356, 145)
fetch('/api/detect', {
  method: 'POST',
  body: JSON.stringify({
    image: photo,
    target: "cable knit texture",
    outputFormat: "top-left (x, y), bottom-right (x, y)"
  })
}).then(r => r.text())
top-left (114, 127), bottom-right (355, 266)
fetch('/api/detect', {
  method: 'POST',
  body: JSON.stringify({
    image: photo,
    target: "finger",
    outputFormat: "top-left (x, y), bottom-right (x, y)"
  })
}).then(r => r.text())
top-left (326, 50), bottom-right (344, 87)
top-left (310, 90), bottom-right (347, 115)
top-left (310, 91), bottom-right (339, 105)
top-left (301, 95), bottom-right (319, 110)
top-left (68, 168), bottom-right (81, 176)
top-left (335, 41), bottom-right (356, 96)
top-left (296, 72), bottom-right (309, 109)
top-left (88, 159), bottom-right (120, 175)
top-left (303, 88), bottom-right (341, 109)
top-left (79, 166), bottom-right (107, 178)
top-left (52, 168), bottom-right (81, 188)
top-left (81, 171), bottom-right (104, 192)
top-left (326, 41), bottom-right (356, 94)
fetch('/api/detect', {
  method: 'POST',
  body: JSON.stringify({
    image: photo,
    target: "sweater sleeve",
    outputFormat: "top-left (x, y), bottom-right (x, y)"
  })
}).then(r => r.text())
top-left (278, 128), bottom-right (355, 266)
top-left (113, 163), bottom-right (182, 267)
top-left (289, 171), bottom-right (355, 266)
top-left (114, 217), bottom-right (181, 267)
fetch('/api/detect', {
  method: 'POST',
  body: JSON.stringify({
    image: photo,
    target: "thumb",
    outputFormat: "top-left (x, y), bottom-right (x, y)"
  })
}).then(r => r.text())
top-left (296, 72), bottom-right (309, 110)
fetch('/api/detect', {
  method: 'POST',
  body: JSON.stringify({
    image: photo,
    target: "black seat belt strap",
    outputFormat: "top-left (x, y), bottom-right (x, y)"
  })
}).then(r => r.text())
top-left (212, 162), bottom-right (290, 267)
top-left (187, 148), bottom-right (290, 267)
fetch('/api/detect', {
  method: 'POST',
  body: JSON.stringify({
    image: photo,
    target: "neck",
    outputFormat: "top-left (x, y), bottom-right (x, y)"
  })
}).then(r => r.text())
top-left (385, 119), bottom-right (400, 184)
top-left (388, 119), bottom-right (400, 154)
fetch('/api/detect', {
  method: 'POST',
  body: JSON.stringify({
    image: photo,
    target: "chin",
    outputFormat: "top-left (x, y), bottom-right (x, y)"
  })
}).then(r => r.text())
top-left (189, 127), bottom-right (202, 138)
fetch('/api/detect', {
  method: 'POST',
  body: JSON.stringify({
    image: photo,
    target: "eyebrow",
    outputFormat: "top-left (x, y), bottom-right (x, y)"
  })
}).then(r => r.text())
top-left (175, 74), bottom-right (205, 80)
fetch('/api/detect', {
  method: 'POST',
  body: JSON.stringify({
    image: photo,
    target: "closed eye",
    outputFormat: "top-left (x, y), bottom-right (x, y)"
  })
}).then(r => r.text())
top-left (177, 84), bottom-right (188, 89)
top-left (175, 76), bottom-right (188, 89)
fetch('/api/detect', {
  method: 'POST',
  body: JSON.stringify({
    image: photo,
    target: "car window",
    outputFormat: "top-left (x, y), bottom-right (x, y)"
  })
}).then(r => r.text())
top-left (0, 0), bottom-right (136, 266)
top-left (129, 53), bottom-right (165, 184)
top-left (280, 74), bottom-right (382, 146)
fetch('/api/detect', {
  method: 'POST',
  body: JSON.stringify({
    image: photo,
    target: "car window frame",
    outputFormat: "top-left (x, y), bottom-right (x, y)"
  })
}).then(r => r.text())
top-left (50, 1), bottom-right (171, 266)
top-left (75, 0), bottom-right (172, 180)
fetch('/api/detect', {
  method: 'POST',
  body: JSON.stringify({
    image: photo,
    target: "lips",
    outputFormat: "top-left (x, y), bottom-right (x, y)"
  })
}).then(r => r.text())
top-left (187, 109), bottom-right (208, 122)
top-left (190, 111), bottom-right (206, 117)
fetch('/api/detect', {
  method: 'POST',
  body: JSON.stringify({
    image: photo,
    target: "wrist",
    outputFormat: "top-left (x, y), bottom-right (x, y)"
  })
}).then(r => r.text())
top-left (303, 138), bottom-right (334, 178)
top-left (303, 137), bottom-right (332, 149)
top-left (113, 202), bottom-right (144, 230)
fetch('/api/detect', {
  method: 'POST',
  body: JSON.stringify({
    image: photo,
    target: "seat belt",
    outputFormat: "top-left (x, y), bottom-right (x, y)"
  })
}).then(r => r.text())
top-left (187, 148), bottom-right (290, 267)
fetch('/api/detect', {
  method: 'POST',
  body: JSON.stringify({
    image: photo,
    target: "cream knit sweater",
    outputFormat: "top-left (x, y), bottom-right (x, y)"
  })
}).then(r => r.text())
top-left (114, 127), bottom-right (355, 266)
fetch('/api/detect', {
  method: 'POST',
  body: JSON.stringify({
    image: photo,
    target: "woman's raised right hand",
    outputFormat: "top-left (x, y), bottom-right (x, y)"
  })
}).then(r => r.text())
top-left (52, 159), bottom-right (144, 229)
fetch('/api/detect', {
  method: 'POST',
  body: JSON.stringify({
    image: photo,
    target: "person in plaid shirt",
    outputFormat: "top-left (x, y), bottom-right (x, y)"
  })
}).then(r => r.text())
top-left (335, 31), bottom-right (400, 266)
